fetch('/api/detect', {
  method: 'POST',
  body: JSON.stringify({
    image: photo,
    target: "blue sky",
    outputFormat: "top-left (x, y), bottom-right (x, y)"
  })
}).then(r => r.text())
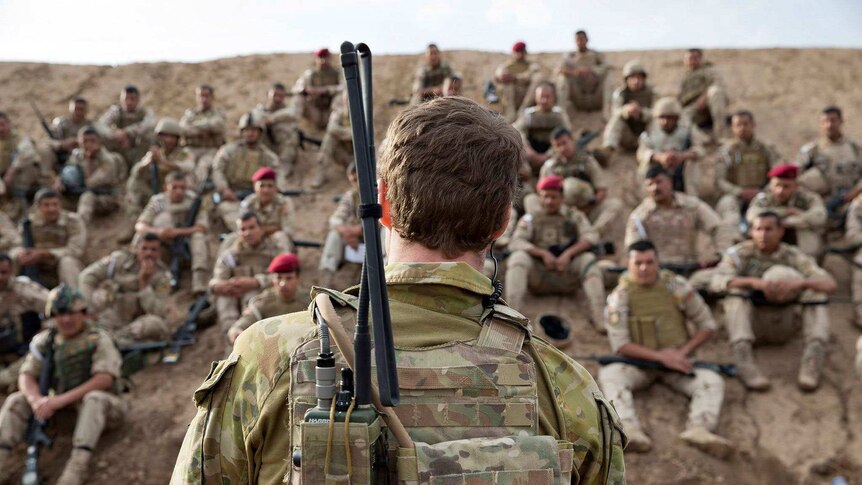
top-left (1, 0), bottom-right (860, 64)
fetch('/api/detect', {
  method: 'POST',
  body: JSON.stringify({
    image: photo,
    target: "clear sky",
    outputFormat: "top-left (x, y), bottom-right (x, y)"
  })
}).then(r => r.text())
top-left (1, 0), bottom-right (860, 65)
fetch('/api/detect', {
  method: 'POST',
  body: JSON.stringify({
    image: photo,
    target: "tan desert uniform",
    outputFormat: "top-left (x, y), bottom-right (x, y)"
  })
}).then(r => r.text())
top-left (636, 121), bottom-right (712, 199)
top-left (0, 211), bottom-right (21, 252)
top-left (798, 136), bottom-right (862, 199)
top-left (0, 324), bottom-right (126, 468)
top-left (410, 61), bottom-right (455, 104)
top-left (180, 106), bottom-right (226, 180)
top-left (0, 131), bottom-right (42, 220)
top-left (40, 115), bottom-right (93, 173)
top-left (291, 65), bottom-right (342, 129)
top-left (0, 276), bottom-right (48, 390)
top-left (557, 48), bottom-right (608, 112)
top-left (252, 102), bottom-right (299, 178)
top-left (227, 286), bottom-right (307, 336)
top-left (603, 85), bottom-right (657, 151)
top-left (319, 106), bottom-right (353, 169)
top-left (841, 194), bottom-right (862, 326)
top-left (210, 236), bottom-right (281, 331)
top-left (745, 188), bottom-right (826, 258)
top-left (136, 191), bottom-right (211, 293)
top-left (125, 146), bottom-right (195, 216)
top-left (211, 141), bottom-right (279, 230)
top-left (97, 104), bottom-right (156, 169)
top-left (236, 193), bottom-right (295, 250)
top-left (10, 209), bottom-right (86, 287)
top-left (320, 187), bottom-right (361, 274)
top-left (494, 58), bottom-right (541, 121)
top-left (64, 147), bottom-right (122, 224)
top-left (678, 63), bottom-right (728, 137)
top-left (601, 270), bottom-right (724, 437)
top-left (505, 206), bottom-right (606, 326)
top-left (513, 106), bottom-right (573, 161)
top-left (79, 249), bottom-right (172, 343)
top-left (715, 137), bottom-right (779, 242)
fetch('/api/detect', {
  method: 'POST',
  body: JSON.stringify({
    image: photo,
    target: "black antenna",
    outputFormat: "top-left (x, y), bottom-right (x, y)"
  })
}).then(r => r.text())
top-left (340, 41), bottom-right (399, 407)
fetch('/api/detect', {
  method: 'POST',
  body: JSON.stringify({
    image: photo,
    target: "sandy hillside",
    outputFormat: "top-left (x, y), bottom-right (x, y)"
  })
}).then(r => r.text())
top-left (1, 47), bottom-right (861, 484)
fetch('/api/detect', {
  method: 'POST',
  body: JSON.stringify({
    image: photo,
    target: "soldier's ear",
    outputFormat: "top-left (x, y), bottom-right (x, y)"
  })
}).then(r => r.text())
top-left (378, 178), bottom-right (391, 228)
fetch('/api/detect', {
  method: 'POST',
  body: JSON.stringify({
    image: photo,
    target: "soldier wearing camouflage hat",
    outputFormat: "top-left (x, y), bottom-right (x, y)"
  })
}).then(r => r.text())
top-left (0, 284), bottom-right (126, 485)
top-left (172, 96), bottom-right (625, 484)
top-left (253, 82), bottom-right (301, 179)
top-left (678, 48), bottom-right (729, 140)
top-left (291, 48), bottom-right (343, 130)
top-left (180, 84), bottom-right (226, 182)
top-left (0, 252), bottom-right (48, 391)
top-left (602, 60), bottom-right (657, 153)
top-left (494, 41), bottom-right (543, 122)
top-left (96, 84), bottom-right (156, 169)
top-left (556, 30), bottom-right (609, 112)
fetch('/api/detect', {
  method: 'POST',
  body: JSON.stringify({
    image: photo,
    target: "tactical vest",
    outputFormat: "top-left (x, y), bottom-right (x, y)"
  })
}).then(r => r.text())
top-left (103, 251), bottom-right (146, 321)
top-left (620, 87), bottom-right (654, 135)
top-left (678, 66), bottom-right (712, 106)
top-left (225, 145), bottom-right (264, 191)
top-left (56, 117), bottom-right (90, 140)
top-left (0, 133), bottom-right (19, 175)
top-left (183, 110), bottom-right (225, 148)
top-left (242, 195), bottom-right (285, 228)
top-left (725, 140), bottom-right (771, 188)
top-left (310, 67), bottom-right (341, 110)
top-left (647, 124), bottom-right (692, 153)
top-left (420, 63), bottom-right (451, 90)
top-left (226, 240), bottom-right (278, 278)
top-left (620, 272), bottom-right (689, 350)
top-left (287, 291), bottom-right (580, 484)
top-left (115, 108), bottom-right (147, 130)
top-left (808, 140), bottom-right (862, 193)
top-left (525, 108), bottom-right (566, 153)
top-left (53, 328), bottom-right (100, 393)
top-left (529, 211), bottom-right (578, 250)
top-left (31, 217), bottom-right (70, 249)
top-left (639, 204), bottom-right (697, 264)
top-left (545, 158), bottom-right (593, 186)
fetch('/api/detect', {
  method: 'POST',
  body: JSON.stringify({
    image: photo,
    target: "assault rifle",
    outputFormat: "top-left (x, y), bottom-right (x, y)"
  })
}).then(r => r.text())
top-left (28, 100), bottom-right (69, 166)
top-left (162, 292), bottom-right (210, 364)
top-left (573, 354), bottom-right (737, 378)
top-left (149, 151), bottom-right (161, 197)
top-left (169, 173), bottom-right (209, 292)
top-left (21, 328), bottom-right (57, 485)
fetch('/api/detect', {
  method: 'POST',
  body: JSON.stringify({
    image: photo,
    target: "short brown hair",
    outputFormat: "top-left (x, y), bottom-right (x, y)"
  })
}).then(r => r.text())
top-left (379, 96), bottom-right (522, 257)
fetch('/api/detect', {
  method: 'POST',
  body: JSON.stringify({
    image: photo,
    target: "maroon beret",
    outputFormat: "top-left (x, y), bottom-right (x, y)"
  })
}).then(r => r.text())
top-left (537, 175), bottom-right (564, 192)
top-left (767, 163), bottom-right (799, 180)
top-left (252, 167), bottom-right (277, 182)
top-left (315, 48), bottom-right (331, 58)
top-left (268, 253), bottom-right (300, 274)
top-left (512, 41), bottom-right (527, 53)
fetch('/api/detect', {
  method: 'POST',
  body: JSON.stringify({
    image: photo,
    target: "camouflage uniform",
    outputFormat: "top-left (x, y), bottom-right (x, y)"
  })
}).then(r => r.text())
top-left (320, 188), bottom-right (361, 275)
top-left (0, 211), bottom-right (21, 252)
top-left (0, 276), bottom-right (48, 390)
top-left (319, 106), bottom-right (353, 170)
top-left (211, 141), bottom-right (279, 231)
top-left (601, 271), bottom-right (724, 441)
top-left (10, 209), bottom-right (86, 287)
top-left (97, 104), bottom-right (156, 169)
top-left (0, 131), bottom-right (42, 220)
top-left (79, 249), bottom-right (173, 343)
top-left (410, 61), bottom-right (455, 105)
top-left (125, 146), bottom-right (195, 217)
top-left (678, 63), bottom-right (728, 138)
top-left (494, 58), bottom-right (542, 121)
top-left (237, 193), bottom-right (296, 252)
top-left (557, 48), bottom-right (608, 112)
top-left (841, 194), bottom-right (862, 326)
top-left (745, 188), bottom-right (826, 258)
top-left (797, 136), bottom-right (862, 200)
top-left (170, 262), bottom-right (626, 484)
top-left (636, 121), bottom-right (712, 199)
top-left (64, 147), bottom-right (123, 224)
top-left (210, 236), bottom-right (281, 332)
top-left (180, 107), bottom-right (226, 181)
top-left (714, 137), bottom-right (780, 243)
top-left (505, 207), bottom-right (606, 327)
top-left (252, 102), bottom-right (299, 178)
top-left (291, 65), bottom-right (343, 130)
top-left (39, 115), bottom-right (93, 174)
top-left (513, 107), bottom-right (573, 161)
top-left (603, 85), bottom-right (657, 151)
top-left (227, 286), bottom-right (307, 337)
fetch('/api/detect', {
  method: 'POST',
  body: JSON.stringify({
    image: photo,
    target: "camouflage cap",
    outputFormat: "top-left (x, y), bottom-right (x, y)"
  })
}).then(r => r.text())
top-left (155, 117), bottom-right (182, 137)
top-left (45, 284), bottom-right (87, 317)
top-left (654, 97), bottom-right (682, 117)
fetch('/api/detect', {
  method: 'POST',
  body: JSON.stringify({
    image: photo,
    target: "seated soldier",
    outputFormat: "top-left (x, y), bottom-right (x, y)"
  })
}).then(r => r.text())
top-left (556, 30), bottom-right (608, 112)
top-left (0, 111), bottom-right (43, 220)
top-left (55, 127), bottom-right (122, 225)
top-left (253, 82), bottom-right (300, 178)
top-left (637, 97), bottom-right (711, 200)
top-left (226, 252), bottom-right (306, 344)
top-left (505, 175), bottom-right (606, 333)
top-left (211, 113), bottom-right (280, 231)
top-left (314, 93), bottom-right (353, 188)
top-left (134, 171), bottom-right (209, 295)
top-left (11, 189), bottom-right (86, 288)
top-left (513, 82), bottom-right (572, 172)
top-left (602, 60), bottom-right (656, 154)
top-left (0, 285), bottom-right (126, 485)
top-left (319, 164), bottom-right (363, 288)
top-left (678, 48), bottom-right (728, 140)
top-left (79, 233), bottom-right (172, 345)
top-left (601, 240), bottom-right (730, 457)
top-left (410, 43), bottom-right (456, 105)
top-left (39, 97), bottom-right (92, 175)
top-left (96, 84), bottom-right (156, 171)
top-left (712, 212), bottom-right (836, 391)
top-left (210, 212), bottom-right (281, 333)
top-left (221, 167), bottom-right (295, 253)
top-left (0, 211), bottom-right (20, 253)
top-left (494, 41), bottom-right (542, 122)
top-left (291, 48), bottom-right (343, 130)
top-left (626, 166), bottom-right (733, 289)
top-left (836, 193), bottom-right (862, 328)
top-left (180, 83), bottom-right (226, 181)
top-left (715, 110), bottom-right (780, 241)
top-left (0, 253), bottom-right (48, 392)
top-left (746, 164), bottom-right (826, 258)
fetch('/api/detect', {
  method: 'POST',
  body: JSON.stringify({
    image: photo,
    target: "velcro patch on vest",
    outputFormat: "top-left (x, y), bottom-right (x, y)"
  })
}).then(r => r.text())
top-left (392, 401), bottom-right (536, 428)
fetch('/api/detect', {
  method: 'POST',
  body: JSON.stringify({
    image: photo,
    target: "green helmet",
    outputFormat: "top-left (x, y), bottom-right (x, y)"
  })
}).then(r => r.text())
top-left (45, 284), bottom-right (87, 317)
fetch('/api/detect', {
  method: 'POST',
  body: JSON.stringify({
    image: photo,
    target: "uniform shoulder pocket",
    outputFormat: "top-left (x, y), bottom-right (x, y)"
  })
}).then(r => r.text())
top-left (593, 391), bottom-right (627, 484)
top-left (194, 353), bottom-right (239, 406)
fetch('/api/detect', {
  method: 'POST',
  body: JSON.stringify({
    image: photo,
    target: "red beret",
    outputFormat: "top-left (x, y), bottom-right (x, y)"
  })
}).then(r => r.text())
top-left (512, 41), bottom-right (527, 53)
top-left (767, 163), bottom-right (798, 180)
top-left (537, 175), bottom-right (564, 192)
top-left (252, 167), bottom-right (277, 182)
top-left (315, 48), bottom-right (331, 58)
top-left (268, 253), bottom-right (300, 273)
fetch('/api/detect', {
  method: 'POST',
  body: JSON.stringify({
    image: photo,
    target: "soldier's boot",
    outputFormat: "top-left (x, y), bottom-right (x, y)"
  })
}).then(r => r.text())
top-left (798, 340), bottom-right (826, 392)
top-left (623, 425), bottom-right (652, 453)
top-left (732, 341), bottom-right (770, 391)
top-left (310, 161), bottom-right (327, 189)
top-left (678, 426), bottom-right (733, 460)
top-left (55, 448), bottom-right (92, 485)
top-left (0, 447), bottom-right (11, 483)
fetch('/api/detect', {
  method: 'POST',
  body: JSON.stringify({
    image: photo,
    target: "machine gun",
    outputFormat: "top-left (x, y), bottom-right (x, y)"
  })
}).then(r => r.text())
top-left (28, 100), bottom-right (69, 166)
top-left (161, 293), bottom-right (210, 364)
top-left (149, 152), bottom-right (161, 197)
top-left (573, 354), bottom-right (737, 378)
top-left (169, 173), bottom-right (208, 292)
top-left (21, 328), bottom-right (57, 485)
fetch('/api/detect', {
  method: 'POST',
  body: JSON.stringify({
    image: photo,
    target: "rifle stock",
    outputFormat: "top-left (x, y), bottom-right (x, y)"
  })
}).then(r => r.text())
top-left (21, 329), bottom-right (56, 485)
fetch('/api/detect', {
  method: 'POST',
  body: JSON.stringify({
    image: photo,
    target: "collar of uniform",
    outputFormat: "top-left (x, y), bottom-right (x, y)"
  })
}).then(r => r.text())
top-left (383, 262), bottom-right (494, 297)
